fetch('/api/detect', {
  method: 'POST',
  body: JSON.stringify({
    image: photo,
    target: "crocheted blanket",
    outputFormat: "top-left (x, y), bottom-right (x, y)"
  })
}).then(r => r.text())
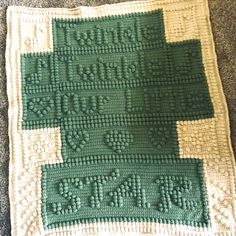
top-left (6, 0), bottom-right (236, 235)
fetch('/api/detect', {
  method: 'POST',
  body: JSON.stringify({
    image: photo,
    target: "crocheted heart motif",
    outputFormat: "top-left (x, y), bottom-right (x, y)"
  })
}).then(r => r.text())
top-left (28, 97), bottom-right (54, 118)
top-left (66, 130), bottom-right (90, 152)
top-left (148, 127), bottom-right (171, 149)
top-left (105, 130), bottom-right (134, 153)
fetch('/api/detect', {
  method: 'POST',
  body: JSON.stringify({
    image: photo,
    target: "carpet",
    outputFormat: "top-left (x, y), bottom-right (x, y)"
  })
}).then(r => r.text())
top-left (1, 0), bottom-right (234, 236)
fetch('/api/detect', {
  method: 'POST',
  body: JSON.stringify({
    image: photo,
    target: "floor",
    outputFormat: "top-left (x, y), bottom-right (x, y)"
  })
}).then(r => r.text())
top-left (0, 0), bottom-right (235, 235)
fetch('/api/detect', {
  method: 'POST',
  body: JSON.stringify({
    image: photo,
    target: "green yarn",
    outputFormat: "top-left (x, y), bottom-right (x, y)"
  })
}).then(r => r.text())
top-left (42, 158), bottom-right (209, 229)
top-left (20, 10), bottom-right (213, 229)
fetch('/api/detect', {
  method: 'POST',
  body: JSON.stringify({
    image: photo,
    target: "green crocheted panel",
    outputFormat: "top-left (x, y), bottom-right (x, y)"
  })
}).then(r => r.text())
top-left (21, 10), bottom-right (214, 229)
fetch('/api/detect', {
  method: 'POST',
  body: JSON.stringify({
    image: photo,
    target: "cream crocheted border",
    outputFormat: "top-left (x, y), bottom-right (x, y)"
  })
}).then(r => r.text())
top-left (6, 0), bottom-right (236, 235)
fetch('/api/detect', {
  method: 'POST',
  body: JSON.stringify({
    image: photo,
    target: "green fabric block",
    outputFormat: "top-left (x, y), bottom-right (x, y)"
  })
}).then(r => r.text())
top-left (42, 158), bottom-right (209, 229)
